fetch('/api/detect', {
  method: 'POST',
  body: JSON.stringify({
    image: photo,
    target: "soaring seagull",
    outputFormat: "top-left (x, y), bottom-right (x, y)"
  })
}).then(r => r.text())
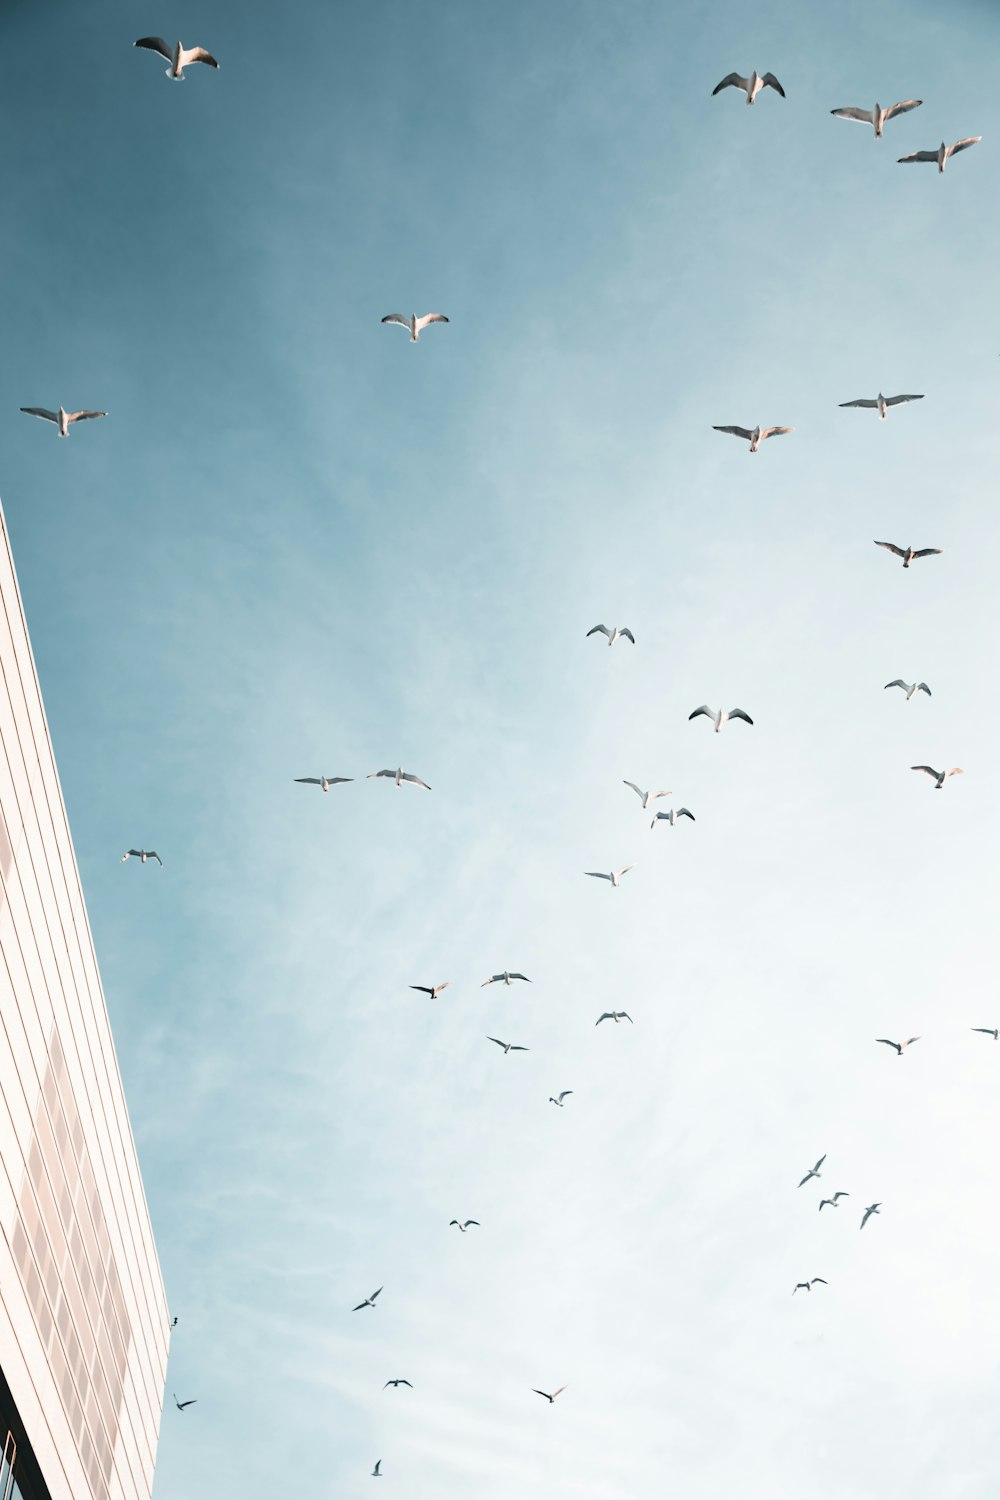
top-left (596, 1011), bottom-right (633, 1025)
top-left (549, 1091), bottom-right (574, 1106)
top-left (971, 1027), bottom-right (999, 1040)
top-left (410, 982), bottom-right (450, 999)
top-left (840, 393), bottom-right (923, 419)
top-left (20, 406), bottom-right (106, 437)
top-left (372, 1461), bottom-right (382, 1477)
top-left (353, 1287), bottom-right (383, 1311)
top-left (876, 1036), bottom-right (921, 1055)
top-left (830, 99), bottom-right (922, 136)
top-left (381, 313), bottom-right (449, 342)
top-left (384, 1379), bottom-right (412, 1389)
top-left (134, 38), bottom-right (219, 78)
top-left (481, 971), bottom-right (531, 987)
top-left (121, 849), bottom-right (161, 865)
top-left (449, 1219), bottom-right (480, 1232)
top-left (798, 1155), bottom-right (826, 1188)
top-left (819, 1192), bottom-right (850, 1211)
top-left (885, 680), bottom-right (931, 700)
top-left (793, 1279), bottom-right (828, 1294)
top-left (898, 137), bottom-right (981, 172)
top-left (651, 808), bottom-right (695, 828)
top-left (173, 1394), bottom-right (196, 1411)
top-left (532, 1386), bottom-right (567, 1403)
top-left (295, 775), bottom-right (353, 791)
top-left (587, 624), bottom-right (635, 646)
top-left (585, 866), bottom-right (634, 888)
top-left (712, 70), bottom-right (785, 104)
top-left (368, 768), bottom-right (431, 789)
top-left (488, 1036), bottom-right (529, 1054)
top-left (860, 1202), bottom-right (881, 1229)
top-left (689, 706), bottom-right (753, 732)
top-left (713, 424), bottom-right (793, 452)
top-left (874, 541), bottom-right (942, 568)
top-left (911, 765), bottom-right (963, 789)
top-left (623, 781), bottom-right (670, 809)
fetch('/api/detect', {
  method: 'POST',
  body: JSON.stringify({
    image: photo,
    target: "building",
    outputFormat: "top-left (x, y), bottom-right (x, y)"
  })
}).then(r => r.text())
top-left (0, 504), bottom-right (168, 1499)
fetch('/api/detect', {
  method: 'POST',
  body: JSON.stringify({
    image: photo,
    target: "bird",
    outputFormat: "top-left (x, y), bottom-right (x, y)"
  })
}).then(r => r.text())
top-left (876, 1036), bottom-right (921, 1055)
top-left (384, 1379), bottom-right (413, 1389)
top-left (898, 137), bottom-right (981, 172)
top-left (971, 1027), bottom-right (999, 1040)
top-left (121, 849), bottom-right (162, 865)
top-left (20, 406), bottom-right (107, 437)
top-left (874, 541), bottom-right (942, 568)
top-left (819, 1192), bottom-right (850, 1211)
top-left (830, 99), bottom-right (922, 136)
top-left (860, 1203), bottom-right (881, 1229)
top-left (793, 1279), bottom-right (828, 1294)
top-left (587, 624), bottom-right (635, 646)
top-left (689, 706), bottom-right (753, 732)
top-left (885, 680), bottom-right (931, 700)
top-left (173, 1394), bottom-right (196, 1411)
top-left (353, 1287), bottom-right (383, 1311)
top-left (839, 393), bottom-right (923, 419)
top-left (381, 313), bottom-right (449, 342)
top-left (584, 866), bottom-right (634, 887)
top-left (596, 1011), bottom-right (633, 1025)
top-left (449, 1219), bottom-right (480, 1232)
top-left (410, 982), bottom-right (450, 999)
top-left (712, 70), bottom-right (785, 104)
top-left (911, 765), bottom-right (963, 789)
top-left (368, 768), bottom-right (431, 790)
top-left (294, 775), bottom-right (353, 791)
top-left (549, 1091), bottom-right (573, 1106)
top-left (371, 1461), bottom-right (382, 1478)
top-left (532, 1386), bottom-right (567, 1404)
top-left (481, 972), bottom-right (531, 987)
top-left (133, 37), bottom-right (219, 79)
top-left (798, 1155), bottom-right (826, 1188)
top-left (713, 424), bottom-right (793, 452)
top-left (623, 781), bottom-right (670, 809)
top-left (487, 1036), bottom-right (529, 1054)
top-left (170, 1316), bottom-right (178, 1327)
top-left (651, 808), bottom-right (695, 829)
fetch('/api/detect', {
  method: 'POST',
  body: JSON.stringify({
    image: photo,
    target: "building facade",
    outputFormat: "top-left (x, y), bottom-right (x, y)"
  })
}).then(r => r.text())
top-left (0, 505), bottom-right (168, 1499)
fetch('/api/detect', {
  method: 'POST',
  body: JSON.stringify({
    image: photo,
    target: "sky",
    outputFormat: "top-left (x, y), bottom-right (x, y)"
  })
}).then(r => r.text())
top-left (2, 0), bottom-right (1000, 1495)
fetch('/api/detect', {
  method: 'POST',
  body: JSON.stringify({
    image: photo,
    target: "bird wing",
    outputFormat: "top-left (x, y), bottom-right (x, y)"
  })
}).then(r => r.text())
top-left (897, 150), bottom-right (939, 163)
top-left (326, 776), bottom-right (353, 783)
top-left (621, 1012), bottom-right (634, 1023)
top-left (911, 548), bottom-right (942, 559)
top-left (401, 772), bottom-right (431, 789)
top-left (126, 849), bottom-right (142, 858)
top-left (509, 974), bottom-right (531, 982)
top-left (761, 73), bottom-right (785, 95)
top-left (814, 1155), bottom-right (826, 1170)
top-left (465, 1220), bottom-right (480, 1227)
top-left (66, 410), bottom-right (107, 422)
top-left (449, 1220), bottom-right (460, 1226)
top-left (728, 708), bottom-right (753, 724)
top-left (532, 1389), bottom-right (551, 1400)
top-left (615, 865), bottom-right (635, 878)
top-left (886, 99), bottom-right (922, 119)
top-left (797, 1174), bottom-right (814, 1187)
top-left (352, 1301), bottom-right (369, 1310)
top-left (874, 540), bottom-right (906, 557)
top-left (972, 1028), bottom-right (996, 1035)
top-left (20, 407), bottom-right (59, 422)
top-left (185, 47), bottom-right (219, 68)
top-left (884, 680), bottom-right (907, 691)
top-left (712, 425), bottom-right (753, 439)
top-left (487, 1036), bottom-right (506, 1047)
top-left (595, 1013), bottom-right (612, 1025)
top-left (510, 1045), bottom-right (529, 1051)
top-left (559, 1091), bottom-right (573, 1101)
top-left (677, 808), bottom-right (695, 819)
top-left (812, 1278), bottom-right (828, 1285)
top-left (400, 1379), bottom-right (412, 1387)
top-left (904, 1037), bottom-right (921, 1047)
top-left (295, 777), bottom-right (322, 785)
top-left (761, 426), bottom-right (794, 439)
top-left (623, 781), bottom-right (646, 800)
top-left (834, 1192), bottom-right (849, 1200)
top-left (840, 398), bottom-right (879, 408)
top-left (587, 624), bottom-right (611, 638)
top-left (830, 106), bottom-right (875, 124)
top-left (917, 683), bottom-right (931, 696)
top-left (712, 73), bottom-right (749, 95)
top-left (415, 313), bottom-right (449, 331)
top-left (149, 852), bottom-right (162, 864)
top-left (911, 766), bottom-right (939, 778)
top-left (949, 136), bottom-right (982, 155)
top-left (884, 394), bottom-right (923, 406)
top-left (370, 1287), bottom-right (383, 1300)
top-left (688, 705), bottom-right (713, 721)
top-left (585, 872), bottom-right (613, 881)
top-left (381, 315), bottom-right (410, 328)
top-left (177, 1399), bottom-right (196, 1409)
top-left (876, 1038), bottom-right (900, 1049)
top-left (620, 628), bottom-right (636, 643)
top-left (368, 769), bottom-right (394, 778)
top-left (551, 1385), bottom-right (567, 1398)
top-left (410, 986), bottom-right (433, 996)
top-left (134, 36), bottom-right (172, 58)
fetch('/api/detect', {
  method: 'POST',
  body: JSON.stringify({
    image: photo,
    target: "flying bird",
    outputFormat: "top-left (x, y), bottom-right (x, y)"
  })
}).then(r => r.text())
top-left (971, 1027), bottom-right (999, 1040)
top-left (487, 1036), bottom-right (529, 1053)
top-left (898, 137), bottom-right (981, 172)
top-left (21, 406), bottom-right (107, 438)
top-left (532, 1386), bottom-right (567, 1403)
top-left (368, 768), bottom-right (431, 789)
top-left (651, 808), bottom-right (695, 828)
top-left (689, 705), bottom-right (753, 732)
top-left (173, 1394), bottom-right (196, 1411)
top-left (384, 1379), bottom-right (413, 1389)
top-left (587, 624), bottom-right (635, 646)
top-left (840, 393), bottom-right (923, 419)
top-left (713, 424), bottom-right (793, 452)
top-left (170, 1317), bottom-right (178, 1327)
top-left (596, 1011), bottom-right (633, 1025)
top-left (830, 99), bottom-right (922, 136)
top-left (371, 1461), bottom-right (382, 1477)
top-left (410, 982), bottom-right (450, 999)
top-left (481, 972), bottom-right (531, 987)
top-left (712, 70), bottom-right (785, 104)
top-left (793, 1279), bottom-right (828, 1294)
top-left (549, 1091), bottom-right (573, 1106)
top-left (911, 765), bottom-right (963, 789)
top-left (860, 1203), bottom-right (881, 1229)
top-left (294, 775), bottom-right (353, 791)
top-left (585, 866), bottom-right (634, 887)
top-left (885, 680), bottom-right (931, 700)
top-left (381, 313), bottom-right (449, 342)
top-left (876, 1036), bottom-right (921, 1055)
top-left (798, 1154), bottom-right (826, 1188)
top-left (623, 781), bottom-right (671, 809)
top-left (134, 37), bottom-right (219, 78)
top-left (449, 1219), bottom-right (480, 1232)
top-left (121, 849), bottom-right (161, 865)
top-left (353, 1287), bottom-right (383, 1311)
top-left (819, 1192), bottom-right (849, 1211)
top-left (874, 541), bottom-right (942, 568)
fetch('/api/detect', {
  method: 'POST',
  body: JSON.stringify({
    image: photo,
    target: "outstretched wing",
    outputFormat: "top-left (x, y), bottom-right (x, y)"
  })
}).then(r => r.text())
top-left (381, 314), bottom-right (410, 328)
top-left (761, 73), bottom-right (785, 96)
top-left (20, 407), bottom-right (59, 422)
top-left (712, 425), bottom-right (753, 440)
top-left (587, 624), bottom-right (611, 638)
top-left (840, 398), bottom-right (879, 409)
top-left (584, 872), bottom-right (612, 881)
top-left (295, 777), bottom-right (322, 785)
top-left (830, 106), bottom-right (875, 125)
top-left (761, 426), bottom-right (794, 439)
top-left (897, 150), bottom-right (939, 164)
top-left (688, 705), bottom-right (713, 721)
top-left (509, 973), bottom-right (531, 982)
top-left (886, 99), bottom-right (922, 120)
top-left (415, 313), bottom-right (449, 332)
top-left (409, 986), bottom-right (433, 996)
top-left (884, 394), bottom-right (923, 407)
top-left (912, 547), bottom-right (942, 559)
top-left (621, 1012), bottom-right (634, 1023)
top-left (728, 708), bottom-right (753, 724)
top-left (917, 683), bottom-right (932, 696)
top-left (677, 808), bottom-right (695, 819)
top-left (620, 628), bottom-right (636, 643)
top-left (910, 766), bottom-right (938, 778)
top-left (874, 540), bottom-right (906, 557)
top-left (876, 1038), bottom-right (900, 1050)
top-left (712, 72), bottom-right (748, 95)
top-left (401, 772), bottom-right (431, 789)
top-left (949, 136), bottom-right (982, 156)
top-left (186, 47), bottom-right (219, 68)
top-left (884, 680), bottom-right (907, 691)
top-left (367, 769), bottom-right (395, 778)
top-left (595, 1013), bottom-right (612, 1025)
top-left (67, 410), bottom-right (107, 422)
top-left (134, 37), bottom-right (172, 59)
top-left (487, 1036), bottom-right (506, 1047)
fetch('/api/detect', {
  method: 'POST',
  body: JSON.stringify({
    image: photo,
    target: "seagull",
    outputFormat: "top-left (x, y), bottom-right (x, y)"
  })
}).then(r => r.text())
top-left (481, 972), bottom-right (531, 987)
top-left (911, 765), bottom-right (963, 789)
top-left (689, 706), bottom-right (753, 732)
top-left (449, 1219), bottom-right (480, 1232)
top-left (885, 680), bottom-right (931, 700)
top-left (549, 1091), bottom-right (573, 1106)
top-left (384, 1379), bottom-right (413, 1389)
top-left (651, 808), bottom-right (695, 829)
top-left (712, 70), bottom-right (785, 104)
top-left (410, 981), bottom-right (450, 999)
top-left (971, 1027), bottom-right (999, 1040)
top-left (793, 1279), bottom-right (828, 1294)
top-left (20, 406), bottom-right (107, 437)
top-left (170, 1316), bottom-right (178, 1327)
top-left (372, 1461), bottom-right (382, 1478)
top-left (840, 393), bottom-right (924, 419)
top-left (587, 624), bottom-right (635, 646)
top-left (353, 1287), bottom-right (383, 1311)
top-left (381, 313), bottom-right (449, 342)
top-left (488, 1036), bottom-right (529, 1053)
top-left (798, 1154), bottom-right (826, 1188)
top-left (585, 866), bottom-right (634, 887)
top-left (173, 1394), bottom-right (196, 1411)
top-left (532, 1386), bottom-right (567, 1404)
top-left (294, 775), bottom-right (353, 791)
top-left (121, 849), bottom-right (161, 865)
top-left (596, 1011), bottom-right (633, 1025)
top-left (713, 424), bottom-right (793, 452)
top-left (819, 1192), bottom-right (850, 1211)
top-left (368, 768), bottom-right (431, 790)
top-left (830, 99), bottom-right (922, 136)
top-left (874, 541), bottom-right (942, 568)
top-left (898, 137), bottom-right (981, 172)
top-left (133, 38), bottom-right (219, 79)
top-left (876, 1036), bottom-right (921, 1055)
top-left (623, 781), bottom-right (670, 809)
top-left (860, 1203), bottom-right (881, 1229)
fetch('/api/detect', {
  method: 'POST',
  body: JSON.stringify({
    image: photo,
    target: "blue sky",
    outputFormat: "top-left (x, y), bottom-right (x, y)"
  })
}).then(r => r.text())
top-left (3, 0), bottom-right (1000, 1495)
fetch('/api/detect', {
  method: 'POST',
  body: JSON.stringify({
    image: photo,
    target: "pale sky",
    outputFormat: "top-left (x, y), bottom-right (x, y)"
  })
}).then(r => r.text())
top-left (2, 0), bottom-right (1000, 1496)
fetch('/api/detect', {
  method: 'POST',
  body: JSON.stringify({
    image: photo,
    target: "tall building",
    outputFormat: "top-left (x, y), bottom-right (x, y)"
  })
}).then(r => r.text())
top-left (0, 506), bottom-right (168, 1500)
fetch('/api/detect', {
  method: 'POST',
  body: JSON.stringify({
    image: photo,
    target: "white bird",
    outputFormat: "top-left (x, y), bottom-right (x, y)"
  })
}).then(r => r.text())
top-left (971, 1027), bottom-right (999, 1040)
top-left (898, 137), bottom-right (981, 172)
top-left (481, 971), bottom-right (531, 987)
top-left (793, 1278), bottom-right (828, 1294)
top-left (532, 1386), bottom-right (567, 1403)
top-left (689, 705), bottom-right (753, 732)
top-left (20, 406), bottom-right (107, 437)
top-left (596, 1011), bottom-right (633, 1025)
top-left (830, 99), bottom-right (922, 136)
top-left (410, 982), bottom-right (450, 999)
top-left (294, 775), bottom-right (353, 791)
top-left (133, 37), bottom-right (219, 79)
top-left (819, 1192), bottom-right (850, 1211)
top-left (798, 1154), bottom-right (826, 1188)
top-left (885, 680), bottom-right (931, 700)
top-left (911, 765), bottom-right (963, 789)
top-left (487, 1036), bottom-right (529, 1054)
top-left (860, 1203), bottom-right (881, 1229)
top-left (121, 849), bottom-right (161, 865)
top-left (876, 1036), bottom-right (921, 1055)
top-left (353, 1287), bottom-right (383, 1311)
top-left (371, 1461), bottom-right (382, 1478)
top-left (585, 866), bottom-right (634, 887)
top-left (381, 313), bottom-right (449, 342)
top-left (368, 767), bottom-right (431, 790)
top-left (712, 70), bottom-right (785, 104)
top-left (549, 1091), bottom-right (573, 1106)
top-left (651, 808), bottom-right (695, 829)
top-left (623, 781), bottom-right (670, 809)
top-left (587, 624), bottom-right (635, 646)
top-left (449, 1219), bottom-right (480, 1232)
top-left (874, 541), bottom-right (942, 568)
top-left (713, 424), bottom-right (793, 452)
top-left (839, 392), bottom-right (923, 419)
